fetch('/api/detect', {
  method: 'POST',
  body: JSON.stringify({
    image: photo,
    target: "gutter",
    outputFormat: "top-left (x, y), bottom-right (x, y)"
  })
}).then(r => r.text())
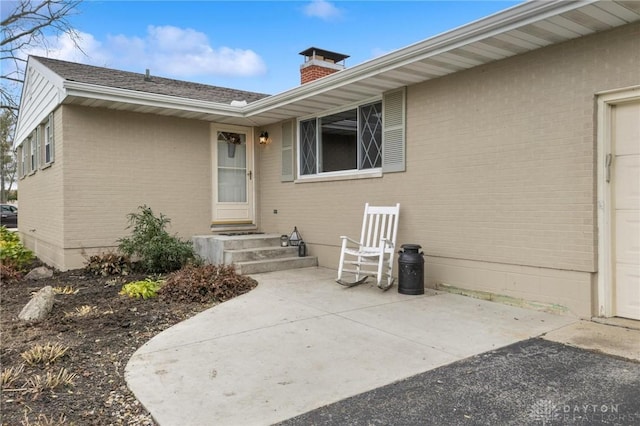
top-left (14, 0), bottom-right (613, 145)
top-left (25, 0), bottom-right (603, 127)
top-left (243, 0), bottom-right (598, 116)
top-left (63, 81), bottom-right (246, 117)
top-left (54, 1), bottom-right (599, 121)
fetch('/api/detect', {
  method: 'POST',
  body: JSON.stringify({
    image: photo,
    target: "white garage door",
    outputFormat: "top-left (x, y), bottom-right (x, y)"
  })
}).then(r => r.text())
top-left (613, 101), bottom-right (640, 320)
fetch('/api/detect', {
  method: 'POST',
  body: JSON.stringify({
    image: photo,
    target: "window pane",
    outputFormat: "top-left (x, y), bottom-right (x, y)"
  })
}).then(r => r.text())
top-left (30, 136), bottom-right (36, 171)
top-left (217, 133), bottom-right (246, 168)
top-left (35, 127), bottom-right (41, 167)
top-left (20, 146), bottom-right (25, 177)
top-left (320, 109), bottom-right (357, 172)
top-left (300, 119), bottom-right (317, 175)
top-left (218, 169), bottom-right (247, 202)
top-left (217, 132), bottom-right (247, 203)
top-left (359, 102), bottom-right (382, 169)
top-left (45, 123), bottom-right (51, 163)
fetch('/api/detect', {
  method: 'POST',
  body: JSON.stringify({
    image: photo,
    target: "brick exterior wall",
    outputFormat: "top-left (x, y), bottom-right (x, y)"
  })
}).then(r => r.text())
top-left (19, 108), bottom-right (65, 268)
top-left (19, 106), bottom-right (213, 270)
top-left (257, 22), bottom-right (640, 317)
top-left (16, 22), bottom-right (639, 316)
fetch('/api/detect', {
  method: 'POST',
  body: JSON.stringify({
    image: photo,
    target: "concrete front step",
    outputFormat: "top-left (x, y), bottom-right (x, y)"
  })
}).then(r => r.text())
top-left (193, 233), bottom-right (318, 274)
top-left (235, 256), bottom-right (318, 275)
top-left (192, 234), bottom-right (282, 265)
top-left (217, 234), bottom-right (283, 250)
top-left (224, 246), bottom-right (298, 264)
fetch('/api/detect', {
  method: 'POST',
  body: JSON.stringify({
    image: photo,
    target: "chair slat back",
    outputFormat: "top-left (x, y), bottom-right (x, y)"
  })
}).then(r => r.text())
top-left (360, 203), bottom-right (400, 251)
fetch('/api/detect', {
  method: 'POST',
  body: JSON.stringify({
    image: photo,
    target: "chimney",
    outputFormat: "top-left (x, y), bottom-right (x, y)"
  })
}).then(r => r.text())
top-left (299, 47), bottom-right (349, 84)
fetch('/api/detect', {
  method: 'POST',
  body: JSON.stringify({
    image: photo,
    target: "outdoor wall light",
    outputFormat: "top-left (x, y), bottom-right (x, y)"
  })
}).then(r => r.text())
top-left (259, 131), bottom-right (270, 145)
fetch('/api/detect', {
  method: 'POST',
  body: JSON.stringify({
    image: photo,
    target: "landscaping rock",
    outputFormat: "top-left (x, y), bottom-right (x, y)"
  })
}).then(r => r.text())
top-left (18, 286), bottom-right (55, 322)
top-left (25, 266), bottom-right (54, 280)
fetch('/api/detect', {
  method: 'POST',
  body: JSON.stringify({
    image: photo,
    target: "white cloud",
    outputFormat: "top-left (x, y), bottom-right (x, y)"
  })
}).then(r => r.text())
top-left (303, 0), bottom-right (343, 20)
top-left (24, 31), bottom-right (110, 65)
top-left (24, 25), bottom-right (267, 79)
top-left (124, 25), bottom-right (266, 77)
top-left (147, 25), bottom-right (209, 53)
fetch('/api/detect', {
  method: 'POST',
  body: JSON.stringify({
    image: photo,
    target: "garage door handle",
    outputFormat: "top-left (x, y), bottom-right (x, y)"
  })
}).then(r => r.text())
top-left (605, 153), bottom-right (612, 183)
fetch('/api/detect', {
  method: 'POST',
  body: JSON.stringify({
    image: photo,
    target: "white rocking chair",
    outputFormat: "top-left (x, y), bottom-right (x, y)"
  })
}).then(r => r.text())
top-left (336, 203), bottom-right (400, 290)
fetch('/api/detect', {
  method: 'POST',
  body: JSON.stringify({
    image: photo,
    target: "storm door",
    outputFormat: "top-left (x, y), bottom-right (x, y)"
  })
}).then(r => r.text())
top-left (211, 127), bottom-right (255, 226)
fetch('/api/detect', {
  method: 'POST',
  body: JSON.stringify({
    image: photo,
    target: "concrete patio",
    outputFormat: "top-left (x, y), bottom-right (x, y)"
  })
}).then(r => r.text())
top-left (124, 267), bottom-right (585, 425)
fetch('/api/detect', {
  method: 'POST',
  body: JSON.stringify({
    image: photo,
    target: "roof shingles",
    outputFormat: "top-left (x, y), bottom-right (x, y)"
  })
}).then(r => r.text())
top-left (33, 56), bottom-right (270, 104)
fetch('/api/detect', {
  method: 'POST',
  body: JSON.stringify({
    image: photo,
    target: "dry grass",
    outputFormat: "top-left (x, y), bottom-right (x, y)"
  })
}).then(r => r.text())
top-left (1, 364), bottom-right (25, 388)
top-left (52, 286), bottom-right (79, 295)
top-left (20, 343), bottom-right (69, 366)
top-left (21, 412), bottom-right (68, 425)
top-left (3, 366), bottom-right (77, 398)
top-left (24, 368), bottom-right (77, 395)
top-left (64, 305), bottom-right (96, 317)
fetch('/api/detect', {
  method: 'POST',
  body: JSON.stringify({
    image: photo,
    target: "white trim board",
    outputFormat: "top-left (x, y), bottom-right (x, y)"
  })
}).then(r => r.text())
top-left (595, 86), bottom-right (640, 317)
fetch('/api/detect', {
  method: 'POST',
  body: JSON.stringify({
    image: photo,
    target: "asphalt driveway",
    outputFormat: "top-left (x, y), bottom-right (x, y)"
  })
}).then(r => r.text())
top-left (278, 337), bottom-right (640, 425)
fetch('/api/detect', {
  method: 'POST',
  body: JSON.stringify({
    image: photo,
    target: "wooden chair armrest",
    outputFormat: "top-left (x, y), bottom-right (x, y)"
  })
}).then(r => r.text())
top-left (340, 236), bottom-right (361, 245)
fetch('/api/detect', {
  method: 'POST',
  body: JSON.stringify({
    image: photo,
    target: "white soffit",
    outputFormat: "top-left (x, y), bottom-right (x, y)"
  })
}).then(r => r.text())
top-left (52, 0), bottom-right (639, 127)
top-left (246, 0), bottom-right (640, 124)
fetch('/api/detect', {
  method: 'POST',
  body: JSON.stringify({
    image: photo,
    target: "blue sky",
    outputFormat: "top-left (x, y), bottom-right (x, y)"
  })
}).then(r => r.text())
top-left (24, 0), bottom-right (523, 95)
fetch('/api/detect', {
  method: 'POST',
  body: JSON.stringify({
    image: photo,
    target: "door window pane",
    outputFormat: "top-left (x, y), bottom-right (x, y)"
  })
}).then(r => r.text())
top-left (217, 132), bottom-right (247, 202)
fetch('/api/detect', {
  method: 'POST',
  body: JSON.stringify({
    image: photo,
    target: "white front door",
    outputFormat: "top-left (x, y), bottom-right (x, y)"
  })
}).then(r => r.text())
top-left (211, 126), bottom-right (255, 227)
top-left (612, 101), bottom-right (640, 320)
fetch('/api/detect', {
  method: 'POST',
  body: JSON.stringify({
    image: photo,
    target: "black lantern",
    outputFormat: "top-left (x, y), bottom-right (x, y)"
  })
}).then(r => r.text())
top-left (298, 241), bottom-right (306, 257)
top-left (289, 226), bottom-right (301, 246)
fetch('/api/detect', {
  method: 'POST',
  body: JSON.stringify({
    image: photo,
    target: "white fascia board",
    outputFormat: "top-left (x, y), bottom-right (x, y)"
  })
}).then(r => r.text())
top-left (63, 81), bottom-right (245, 117)
top-left (14, 0), bottom-right (604, 139)
top-left (244, 0), bottom-right (598, 117)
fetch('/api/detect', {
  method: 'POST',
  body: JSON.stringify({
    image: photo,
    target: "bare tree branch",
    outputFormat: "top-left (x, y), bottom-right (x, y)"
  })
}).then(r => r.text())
top-left (0, 73), bottom-right (25, 82)
top-left (1, 0), bottom-right (83, 195)
top-left (1, 0), bottom-right (83, 119)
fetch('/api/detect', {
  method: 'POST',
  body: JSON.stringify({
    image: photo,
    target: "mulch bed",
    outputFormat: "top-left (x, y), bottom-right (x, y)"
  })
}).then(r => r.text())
top-left (1, 267), bottom-right (253, 425)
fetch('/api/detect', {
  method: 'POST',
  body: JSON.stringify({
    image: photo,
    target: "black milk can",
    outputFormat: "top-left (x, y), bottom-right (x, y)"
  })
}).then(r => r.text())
top-left (398, 244), bottom-right (424, 295)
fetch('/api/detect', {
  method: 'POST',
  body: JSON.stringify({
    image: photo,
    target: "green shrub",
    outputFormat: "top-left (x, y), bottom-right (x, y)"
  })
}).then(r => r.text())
top-left (159, 264), bottom-right (258, 304)
top-left (119, 278), bottom-right (164, 299)
top-left (118, 205), bottom-right (197, 273)
top-left (0, 226), bottom-right (34, 271)
top-left (84, 252), bottom-right (131, 276)
top-left (0, 226), bottom-right (20, 243)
